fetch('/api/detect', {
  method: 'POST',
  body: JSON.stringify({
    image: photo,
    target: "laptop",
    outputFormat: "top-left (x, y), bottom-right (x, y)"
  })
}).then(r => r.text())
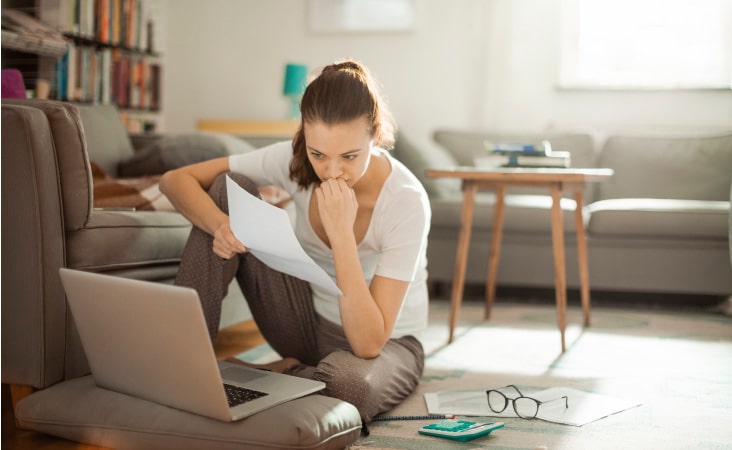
top-left (59, 268), bottom-right (325, 422)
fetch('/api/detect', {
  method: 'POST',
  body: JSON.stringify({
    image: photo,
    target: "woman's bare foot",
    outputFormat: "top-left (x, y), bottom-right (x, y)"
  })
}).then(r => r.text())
top-left (224, 356), bottom-right (301, 374)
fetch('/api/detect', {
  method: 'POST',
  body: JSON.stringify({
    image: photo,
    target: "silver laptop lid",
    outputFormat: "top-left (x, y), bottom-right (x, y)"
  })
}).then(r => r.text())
top-left (60, 268), bottom-right (233, 421)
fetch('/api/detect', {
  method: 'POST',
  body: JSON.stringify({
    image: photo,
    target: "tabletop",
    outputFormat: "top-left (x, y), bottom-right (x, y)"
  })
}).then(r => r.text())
top-left (425, 167), bottom-right (614, 184)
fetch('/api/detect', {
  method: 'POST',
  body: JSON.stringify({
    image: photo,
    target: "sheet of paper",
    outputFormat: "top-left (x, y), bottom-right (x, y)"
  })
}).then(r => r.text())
top-left (425, 389), bottom-right (515, 418)
top-left (532, 387), bottom-right (641, 426)
top-left (226, 176), bottom-right (341, 296)
top-left (425, 387), bottom-right (641, 426)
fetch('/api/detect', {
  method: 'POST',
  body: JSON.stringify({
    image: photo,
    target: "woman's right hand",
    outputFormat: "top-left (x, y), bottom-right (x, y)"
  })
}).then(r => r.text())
top-left (212, 220), bottom-right (248, 259)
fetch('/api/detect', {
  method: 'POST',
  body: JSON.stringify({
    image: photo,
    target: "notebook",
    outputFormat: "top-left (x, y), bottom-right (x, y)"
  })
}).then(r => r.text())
top-left (59, 268), bottom-right (325, 422)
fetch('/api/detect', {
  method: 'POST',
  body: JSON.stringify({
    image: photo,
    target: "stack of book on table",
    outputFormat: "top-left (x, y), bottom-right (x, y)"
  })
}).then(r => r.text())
top-left (474, 140), bottom-right (571, 168)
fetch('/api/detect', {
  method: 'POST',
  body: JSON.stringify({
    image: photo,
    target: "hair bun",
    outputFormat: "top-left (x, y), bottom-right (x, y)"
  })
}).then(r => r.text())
top-left (324, 60), bottom-right (363, 74)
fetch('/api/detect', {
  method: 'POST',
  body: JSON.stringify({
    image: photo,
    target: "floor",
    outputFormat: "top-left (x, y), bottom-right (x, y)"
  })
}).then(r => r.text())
top-left (1, 320), bottom-right (266, 450)
top-left (3, 290), bottom-right (725, 449)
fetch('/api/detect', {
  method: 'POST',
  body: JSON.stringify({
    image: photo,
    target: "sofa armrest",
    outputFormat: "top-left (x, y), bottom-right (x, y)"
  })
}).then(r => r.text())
top-left (1, 101), bottom-right (68, 388)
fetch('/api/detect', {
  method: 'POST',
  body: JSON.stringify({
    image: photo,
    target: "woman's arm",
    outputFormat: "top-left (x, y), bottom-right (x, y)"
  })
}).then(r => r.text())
top-left (315, 178), bottom-right (410, 358)
top-left (159, 157), bottom-right (247, 259)
top-left (338, 265), bottom-right (409, 358)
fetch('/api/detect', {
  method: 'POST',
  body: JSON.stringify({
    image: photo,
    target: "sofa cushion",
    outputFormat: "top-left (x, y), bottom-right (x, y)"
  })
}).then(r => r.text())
top-left (391, 133), bottom-right (461, 197)
top-left (595, 133), bottom-right (732, 202)
top-left (76, 103), bottom-right (136, 177)
top-left (65, 210), bottom-right (191, 272)
top-left (118, 132), bottom-right (256, 177)
top-left (586, 198), bottom-right (730, 239)
top-left (15, 375), bottom-right (362, 450)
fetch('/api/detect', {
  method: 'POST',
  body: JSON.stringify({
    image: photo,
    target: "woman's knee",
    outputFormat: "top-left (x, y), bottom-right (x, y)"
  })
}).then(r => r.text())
top-left (316, 350), bottom-right (424, 422)
top-left (316, 353), bottom-right (376, 414)
top-left (322, 354), bottom-right (371, 397)
top-left (208, 172), bottom-right (260, 213)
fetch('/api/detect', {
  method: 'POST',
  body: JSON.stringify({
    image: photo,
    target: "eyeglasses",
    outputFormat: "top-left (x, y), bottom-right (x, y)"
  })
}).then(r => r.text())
top-left (486, 385), bottom-right (568, 419)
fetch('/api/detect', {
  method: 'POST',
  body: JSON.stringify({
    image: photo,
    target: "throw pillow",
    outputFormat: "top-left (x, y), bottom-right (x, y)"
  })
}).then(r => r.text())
top-left (1, 69), bottom-right (26, 99)
top-left (118, 132), bottom-right (255, 177)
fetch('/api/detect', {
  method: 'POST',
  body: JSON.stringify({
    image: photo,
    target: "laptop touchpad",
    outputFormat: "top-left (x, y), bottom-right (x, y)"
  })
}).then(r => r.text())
top-left (221, 366), bottom-right (270, 384)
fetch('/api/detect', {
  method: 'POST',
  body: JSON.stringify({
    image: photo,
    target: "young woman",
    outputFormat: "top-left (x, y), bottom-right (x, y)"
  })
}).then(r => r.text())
top-left (160, 60), bottom-right (431, 422)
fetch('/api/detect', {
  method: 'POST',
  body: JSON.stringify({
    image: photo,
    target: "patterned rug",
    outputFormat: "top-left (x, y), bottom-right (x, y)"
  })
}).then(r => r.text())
top-left (236, 298), bottom-right (732, 450)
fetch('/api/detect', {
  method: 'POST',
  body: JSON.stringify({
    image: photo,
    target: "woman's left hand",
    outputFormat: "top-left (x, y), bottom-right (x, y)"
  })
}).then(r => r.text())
top-left (315, 177), bottom-right (358, 239)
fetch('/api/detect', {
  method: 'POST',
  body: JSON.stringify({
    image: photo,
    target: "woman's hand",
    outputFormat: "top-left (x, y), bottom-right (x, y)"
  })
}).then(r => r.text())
top-left (212, 219), bottom-right (248, 259)
top-left (315, 178), bottom-right (358, 239)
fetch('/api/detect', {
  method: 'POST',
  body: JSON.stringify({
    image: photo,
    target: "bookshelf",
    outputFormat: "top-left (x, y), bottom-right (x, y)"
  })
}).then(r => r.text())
top-left (1, 0), bottom-right (163, 133)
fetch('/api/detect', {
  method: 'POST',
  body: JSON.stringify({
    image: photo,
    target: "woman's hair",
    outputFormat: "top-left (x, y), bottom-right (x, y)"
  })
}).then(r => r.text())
top-left (289, 59), bottom-right (396, 189)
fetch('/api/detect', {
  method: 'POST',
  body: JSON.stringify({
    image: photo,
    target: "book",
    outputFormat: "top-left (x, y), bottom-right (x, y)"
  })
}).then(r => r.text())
top-left (38, 0), bottom-right (76, 34)
top-left (474, 151), bottom-right (571, 168)
top-left (484, 140), bottom-right (552, 157)
top-left (477, 140), bottom-right (571, 168)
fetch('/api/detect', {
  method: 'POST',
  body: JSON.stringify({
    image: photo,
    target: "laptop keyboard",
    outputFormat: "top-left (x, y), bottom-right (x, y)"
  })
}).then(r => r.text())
top-left (223, 383), bottom-right (269, 407)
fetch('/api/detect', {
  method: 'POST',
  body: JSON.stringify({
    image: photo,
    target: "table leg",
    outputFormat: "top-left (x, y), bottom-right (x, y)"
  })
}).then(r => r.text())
top-left (447, 181), bottom-right (478, 344)
top-left (448, 182), bottom-right (478, 344)
top-left (549, 185), bottom-right (567, 352)
top-left (485, 186), bottom-right (506, 320)
top-left (573, 190), bottom-right (591, 327)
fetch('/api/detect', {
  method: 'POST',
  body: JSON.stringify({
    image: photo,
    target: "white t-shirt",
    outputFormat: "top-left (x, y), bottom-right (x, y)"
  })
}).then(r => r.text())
top-left (228, 141), bottom-right (430, 338)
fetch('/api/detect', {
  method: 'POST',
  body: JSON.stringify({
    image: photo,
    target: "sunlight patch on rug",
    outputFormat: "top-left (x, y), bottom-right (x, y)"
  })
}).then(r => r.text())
top-left (426, 326), bottom-right (577, 376)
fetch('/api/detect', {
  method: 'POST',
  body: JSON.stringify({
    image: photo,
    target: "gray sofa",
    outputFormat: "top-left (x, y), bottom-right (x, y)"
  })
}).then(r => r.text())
top-left (393, 130), bottom-right (732, 298)
top-left (1, 99), bottom-right (361, 449)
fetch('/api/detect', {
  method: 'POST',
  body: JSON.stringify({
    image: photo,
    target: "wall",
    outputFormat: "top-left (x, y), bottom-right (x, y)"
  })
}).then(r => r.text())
top-left (161, 0), bottom-right (732, 150)
top-left (480, 1), bottom-right (732, 138)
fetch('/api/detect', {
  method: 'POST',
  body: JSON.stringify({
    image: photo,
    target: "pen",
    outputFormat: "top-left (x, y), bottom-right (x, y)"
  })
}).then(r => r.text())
top-left (371, 414), bottom-right (456, 421)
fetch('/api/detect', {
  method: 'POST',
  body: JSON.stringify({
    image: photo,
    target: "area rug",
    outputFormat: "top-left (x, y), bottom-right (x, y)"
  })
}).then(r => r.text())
top-left (235, 299), bottom-right (732, 450)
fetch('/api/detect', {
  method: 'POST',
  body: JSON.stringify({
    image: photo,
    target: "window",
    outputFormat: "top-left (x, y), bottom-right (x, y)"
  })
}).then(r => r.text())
top-left (559, 0), bottom-right (732, 89)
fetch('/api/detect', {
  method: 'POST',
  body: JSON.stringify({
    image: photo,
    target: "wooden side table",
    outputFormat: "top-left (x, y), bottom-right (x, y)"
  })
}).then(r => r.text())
top-left (425, 167), bottom-right (614, 352)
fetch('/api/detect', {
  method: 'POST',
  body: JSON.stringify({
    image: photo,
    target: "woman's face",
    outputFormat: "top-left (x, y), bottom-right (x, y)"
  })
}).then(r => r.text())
top-left (303, 116), bottom-right (374, 188)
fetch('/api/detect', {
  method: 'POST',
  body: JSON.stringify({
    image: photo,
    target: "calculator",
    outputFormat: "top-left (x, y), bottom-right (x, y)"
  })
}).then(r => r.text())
top-left (418, 419), bottom-right (504, 442)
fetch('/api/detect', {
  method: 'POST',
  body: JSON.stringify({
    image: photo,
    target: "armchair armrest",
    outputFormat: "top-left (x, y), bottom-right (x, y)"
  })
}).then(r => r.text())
top-left (2, 101), bottom-right (68, 388)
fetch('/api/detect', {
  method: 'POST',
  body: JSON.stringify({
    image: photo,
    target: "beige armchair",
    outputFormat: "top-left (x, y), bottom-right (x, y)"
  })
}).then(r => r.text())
top-left (1, 99), bottom-right (361, 448)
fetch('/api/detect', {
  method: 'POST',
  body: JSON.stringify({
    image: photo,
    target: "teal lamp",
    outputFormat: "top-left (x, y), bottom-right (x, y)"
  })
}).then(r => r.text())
top-left (283, 63), bottom-right (308, 119)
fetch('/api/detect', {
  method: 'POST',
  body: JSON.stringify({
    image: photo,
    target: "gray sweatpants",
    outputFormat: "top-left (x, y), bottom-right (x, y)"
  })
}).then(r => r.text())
top-left (174, 173), bottom-right (425, 422)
